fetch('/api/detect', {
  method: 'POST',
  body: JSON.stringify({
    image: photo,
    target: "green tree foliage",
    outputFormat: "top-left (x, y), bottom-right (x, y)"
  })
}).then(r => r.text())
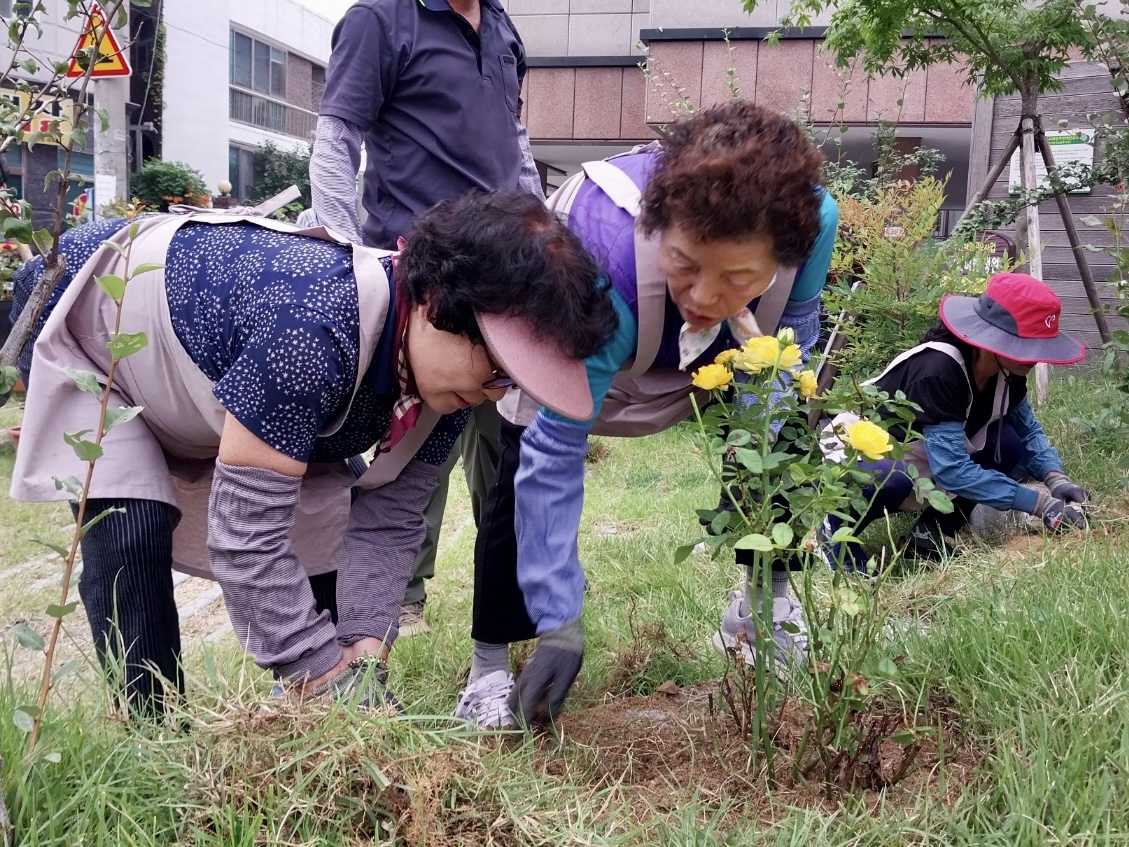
top-left (130, 158), bottom-right (209, 211)
top-left (752, 0), bottom-right (1091, 98)
top-left (250, 140), bottom-right (311, 210)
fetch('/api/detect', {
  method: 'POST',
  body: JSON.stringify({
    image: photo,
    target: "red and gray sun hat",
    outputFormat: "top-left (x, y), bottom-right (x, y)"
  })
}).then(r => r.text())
top-left (939, 272), bottom-right (1085, 365)
top-left (477, 310), bottom-right (594, 422)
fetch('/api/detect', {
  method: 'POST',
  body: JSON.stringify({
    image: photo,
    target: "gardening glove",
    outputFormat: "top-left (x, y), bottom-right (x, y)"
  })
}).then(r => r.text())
top-left (1033, 491), bottom-right (1088, 532)
top-left (507, 616), bottom-right (584, 727)
top-left (1044, 471), bottom-right (1088, 507)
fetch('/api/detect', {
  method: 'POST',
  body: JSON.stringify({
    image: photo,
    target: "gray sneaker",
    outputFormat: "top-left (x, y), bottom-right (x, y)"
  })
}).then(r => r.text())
top-left (398, 599), bottom-right (432, 638)
top-left (711, 590), bottom-right (809, 671)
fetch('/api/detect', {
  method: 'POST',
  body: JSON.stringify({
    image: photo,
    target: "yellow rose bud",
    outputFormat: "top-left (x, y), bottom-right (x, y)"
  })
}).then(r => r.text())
top-left (797, 369), bottom-right (818, 399)
top-left (691, 362), bottom-right (734, 391)
top-left (714, 348), bottom-right (739, 366)
top-left (777, 326), bottom-right (796, 345)
top-left (844, 420), bottom-right (893, 461)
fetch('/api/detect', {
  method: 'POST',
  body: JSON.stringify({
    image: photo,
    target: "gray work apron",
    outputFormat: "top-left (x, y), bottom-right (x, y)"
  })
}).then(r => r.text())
top-left (11, 212), bottom-right (435, 577)
top-left (820, 341), bottom-right (1008, 511)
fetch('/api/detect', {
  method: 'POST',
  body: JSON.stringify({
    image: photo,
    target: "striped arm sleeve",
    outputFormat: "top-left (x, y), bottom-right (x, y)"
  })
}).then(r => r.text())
top-left (311, 115), bottom-right (366, 245)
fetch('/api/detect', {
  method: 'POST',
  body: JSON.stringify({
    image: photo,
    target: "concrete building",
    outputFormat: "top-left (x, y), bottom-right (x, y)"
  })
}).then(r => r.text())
top-left (161, 0), bottom-right (334, 200)
top-left (0, 0), bottom-right (333, 225)
top-left (507, 0), bottom-right (977, 230)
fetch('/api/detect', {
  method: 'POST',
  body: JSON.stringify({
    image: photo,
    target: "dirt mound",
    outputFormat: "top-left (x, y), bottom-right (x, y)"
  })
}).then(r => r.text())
top-left (554, 680), bottom-right (979, 824)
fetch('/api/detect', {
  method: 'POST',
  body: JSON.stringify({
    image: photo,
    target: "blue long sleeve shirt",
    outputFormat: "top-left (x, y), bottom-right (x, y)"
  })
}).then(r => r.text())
top-left (514, 190), bottom-right (839, 634)
top-left (923, 397), bottom-right (1062, 515)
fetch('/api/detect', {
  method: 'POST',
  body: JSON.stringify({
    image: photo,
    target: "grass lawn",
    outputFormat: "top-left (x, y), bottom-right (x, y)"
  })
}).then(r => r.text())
top-left (1, 373), bottom-right (1128, 845)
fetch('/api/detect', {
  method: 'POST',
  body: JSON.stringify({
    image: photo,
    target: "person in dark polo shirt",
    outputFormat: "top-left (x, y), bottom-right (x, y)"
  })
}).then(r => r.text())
top-left (311, 0), bottom-right (544, 637)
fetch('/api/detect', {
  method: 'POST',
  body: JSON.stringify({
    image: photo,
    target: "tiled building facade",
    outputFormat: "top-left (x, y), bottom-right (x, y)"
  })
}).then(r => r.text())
top-left (507, 0), bottom-right (977, 221)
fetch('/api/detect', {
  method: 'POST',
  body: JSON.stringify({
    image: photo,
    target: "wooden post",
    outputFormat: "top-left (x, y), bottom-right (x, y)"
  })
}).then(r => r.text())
top-left (1036, 128), bottom-right (1113, 345)
top-left (1020, 114), bottom-right (1051, 404)
top-left (960, 131), bottom-right (1022, 222)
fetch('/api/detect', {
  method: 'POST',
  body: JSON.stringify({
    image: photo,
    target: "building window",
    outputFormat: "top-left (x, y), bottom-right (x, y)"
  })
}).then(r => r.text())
top-left (229, 145), bottom-right (257, 203)
top-left (229, 29), bottom-right (314, 139)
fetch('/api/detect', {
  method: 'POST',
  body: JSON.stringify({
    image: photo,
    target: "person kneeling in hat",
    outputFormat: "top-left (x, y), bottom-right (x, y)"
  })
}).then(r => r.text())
top-left (820, 272), bottom-right (1089, 573)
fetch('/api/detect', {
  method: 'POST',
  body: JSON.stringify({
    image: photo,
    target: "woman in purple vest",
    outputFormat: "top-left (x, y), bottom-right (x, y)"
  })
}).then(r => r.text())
top-left (453, 102), bottom-right (841, 727)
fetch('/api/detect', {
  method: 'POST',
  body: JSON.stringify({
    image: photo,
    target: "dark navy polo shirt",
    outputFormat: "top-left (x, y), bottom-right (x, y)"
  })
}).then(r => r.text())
top-left (319, 0), bottom-right (527, 249)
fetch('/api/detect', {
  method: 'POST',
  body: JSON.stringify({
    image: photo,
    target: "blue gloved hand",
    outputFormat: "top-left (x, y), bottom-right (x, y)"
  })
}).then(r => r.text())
top-left (1045, 471), bottom-right (1088, 507)
top-left (507, 616), bottom-right (584, 727)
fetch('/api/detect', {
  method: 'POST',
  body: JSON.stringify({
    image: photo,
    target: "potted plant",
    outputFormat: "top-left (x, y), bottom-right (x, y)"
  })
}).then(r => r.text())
top-left (0, 243), bottom-right (23, 351)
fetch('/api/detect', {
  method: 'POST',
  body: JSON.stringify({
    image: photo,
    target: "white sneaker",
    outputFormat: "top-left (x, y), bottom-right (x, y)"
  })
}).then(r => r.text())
top-left (454, 670), bottom-right (516, 729)
top-left (711, 590), bottom-right (809, 670)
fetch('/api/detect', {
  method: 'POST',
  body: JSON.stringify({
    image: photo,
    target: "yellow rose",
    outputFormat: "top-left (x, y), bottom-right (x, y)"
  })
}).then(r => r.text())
top-left (844, 420), bottom-right (893, 461)
top-left (797, 369), bottom-right (818, 399)
top-left (714, 348), bottom-right (739, 366)
top-left (736, 335), bottom-right (780, 374)
top-left (778, 343), bottom-right (802, 371)
top-left (691, 363), bottom-right (734, 391)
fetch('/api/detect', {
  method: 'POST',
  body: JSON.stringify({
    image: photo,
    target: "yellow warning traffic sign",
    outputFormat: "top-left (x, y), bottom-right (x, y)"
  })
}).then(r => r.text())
top-left (65, 3), bottom-right (131, 78)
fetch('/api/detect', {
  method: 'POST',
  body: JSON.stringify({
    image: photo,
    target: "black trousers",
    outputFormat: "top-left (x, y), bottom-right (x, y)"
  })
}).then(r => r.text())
top-left (471, 418), bottom-right (538, 645)
top-left (79, 498), bottom-right (340, 711)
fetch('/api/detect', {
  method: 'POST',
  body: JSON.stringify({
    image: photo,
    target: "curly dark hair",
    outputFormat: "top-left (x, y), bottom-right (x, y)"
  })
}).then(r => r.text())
top-left (639, 101), bottom-right (825, 267)
top-left (398, 190), bottom-right (618, 359)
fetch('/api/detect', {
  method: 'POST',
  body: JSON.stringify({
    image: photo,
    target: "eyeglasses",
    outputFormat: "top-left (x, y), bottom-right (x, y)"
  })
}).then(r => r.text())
top-left (482, 367), bottom-right (516, 391)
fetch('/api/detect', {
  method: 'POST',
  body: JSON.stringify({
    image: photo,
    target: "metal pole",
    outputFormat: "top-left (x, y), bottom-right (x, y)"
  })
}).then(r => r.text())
top-left (91, 7), bottom-right (129, 218)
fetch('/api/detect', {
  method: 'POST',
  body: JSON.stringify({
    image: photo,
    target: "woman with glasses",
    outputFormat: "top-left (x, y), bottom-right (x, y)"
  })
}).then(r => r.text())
top-left (9, 190), bottom-right (619, 713)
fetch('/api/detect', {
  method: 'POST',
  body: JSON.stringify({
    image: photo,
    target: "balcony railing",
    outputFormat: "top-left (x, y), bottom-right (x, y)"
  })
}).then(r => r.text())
top-left (229, 88), bottom-right (317, 141)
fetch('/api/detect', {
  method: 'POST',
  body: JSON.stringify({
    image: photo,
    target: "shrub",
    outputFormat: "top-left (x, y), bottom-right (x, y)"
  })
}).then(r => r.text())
top-left (251, 141), bottom-right (311, 213)
top-left (130, 159), bottom-right (210, 211)
top-left (822, 176), bottom-right (1005, 378)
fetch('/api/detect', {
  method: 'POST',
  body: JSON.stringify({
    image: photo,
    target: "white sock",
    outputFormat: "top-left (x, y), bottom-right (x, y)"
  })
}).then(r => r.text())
top-left (468, 640), bottom-right (509, 684)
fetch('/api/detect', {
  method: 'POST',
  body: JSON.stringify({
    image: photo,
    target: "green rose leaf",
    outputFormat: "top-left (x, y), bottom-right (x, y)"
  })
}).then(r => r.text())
top-left (0, 364), bottom-right (18, 395)
top-left (673, 543), bottom-right (697, 565)
top-left (63, 367), bottom-right (103, 396)
top-left (30, 535), bottom-right (71, 559)
top-left (103, 405), bottom-right (143, 433)
top-left (12, 622), bottom-right (45, 652)
top-left (13, 708), bottom-right (34, 734)
top-left (771, 523), bottom-right (794, 548)
top-left (32, 228), bottom-right (54, 257)
top-left (53, 476), bottom-right (84, 500)
top-left (63, 430), bottom-right (103, 462)
top-left (3, 216), bottom-right (32, 243)
top-left (734, 448), bottom-right (762, 473)
top-left (45, 601), bottom-right (79, 618)
top-left (734, 533), bottom-right (773, 552)
top-left (130, 262), bottom-right (165, 277)
top-left (96, 274), bottom-right (126, 301)
top-left (52, 658), bottom-right (83, 685)
top-left (107, 331), bottom-right (149, 361)
top-left (927, 490), bottom-right (955, 513)
top-left (80, 506), bottom-right (126, 537)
